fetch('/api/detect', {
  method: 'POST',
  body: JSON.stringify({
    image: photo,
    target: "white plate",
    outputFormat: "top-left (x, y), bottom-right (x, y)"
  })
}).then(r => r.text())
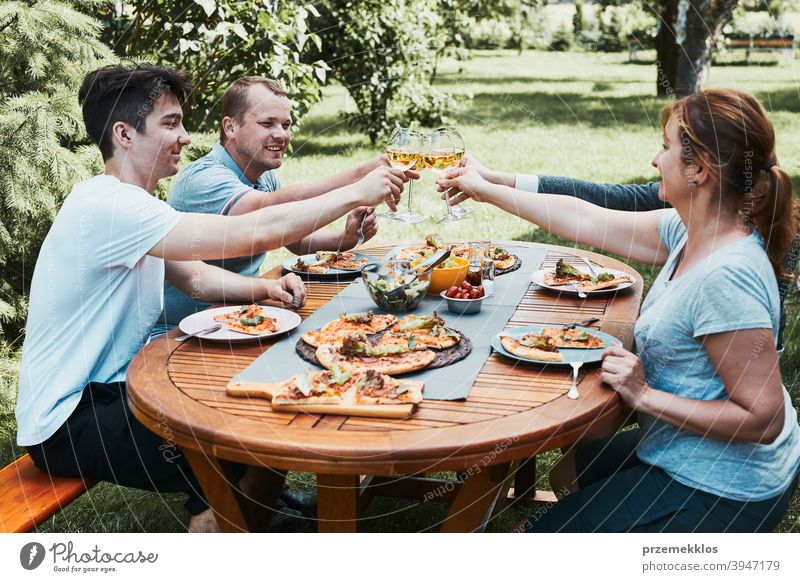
top-left (178, 305), bottom-right (302, 343)
top-left (530, 266), bottom-right (635, 295)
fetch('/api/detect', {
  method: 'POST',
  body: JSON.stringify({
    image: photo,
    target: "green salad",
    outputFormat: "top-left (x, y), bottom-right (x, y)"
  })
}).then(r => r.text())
top-left (366, 277), bottom-right (429, 311)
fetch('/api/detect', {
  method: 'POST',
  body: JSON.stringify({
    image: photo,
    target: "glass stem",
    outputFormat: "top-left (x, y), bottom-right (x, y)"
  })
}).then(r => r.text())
top-left (442, 175), bottom-right (454, 216)
top-left (406, 179), bottom-right (414, 213)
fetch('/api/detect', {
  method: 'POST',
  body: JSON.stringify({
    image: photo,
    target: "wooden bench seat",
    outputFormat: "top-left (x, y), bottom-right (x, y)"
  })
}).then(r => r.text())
top-left (727, 37), bottom-right (795, 63)
top-left (0, 454), bottom-right (94, 533)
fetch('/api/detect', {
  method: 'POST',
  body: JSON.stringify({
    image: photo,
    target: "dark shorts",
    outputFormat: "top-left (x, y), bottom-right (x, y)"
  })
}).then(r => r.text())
top-left (526, 429), bottom-right (799, 532)
top-left (27, 381), bottom-right (209, 516)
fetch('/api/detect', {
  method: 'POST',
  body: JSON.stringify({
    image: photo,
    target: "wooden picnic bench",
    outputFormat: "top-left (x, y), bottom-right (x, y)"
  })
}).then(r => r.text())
top-left (727, 36), bottom-right (795, 63)
top-left (0, 453), bottom-right (94, 533)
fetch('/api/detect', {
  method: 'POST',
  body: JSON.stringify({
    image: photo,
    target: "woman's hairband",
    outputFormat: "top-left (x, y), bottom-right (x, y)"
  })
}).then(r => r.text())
top-left (763, 160), bottom-right (776, 171)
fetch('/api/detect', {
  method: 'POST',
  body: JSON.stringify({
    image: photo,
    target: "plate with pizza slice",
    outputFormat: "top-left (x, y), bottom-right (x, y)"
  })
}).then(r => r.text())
top-left (531, 259), bottom-right (635, 295)
top-left (178, 304), bottom-right (301, 343)
top-left (491, 325), bottom-right (621, 366)
top-left (283, 251), bottom-right (376, 278)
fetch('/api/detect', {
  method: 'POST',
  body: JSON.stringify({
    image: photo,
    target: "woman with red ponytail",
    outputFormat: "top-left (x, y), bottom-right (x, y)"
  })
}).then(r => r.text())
top-left (439, 89), bottom-right (800, 532)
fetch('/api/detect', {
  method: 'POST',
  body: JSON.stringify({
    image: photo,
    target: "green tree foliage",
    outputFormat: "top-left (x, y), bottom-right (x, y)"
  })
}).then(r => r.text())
top-left (314, 0), bottom-right (458, 144)
top-left (0, 0), bottom-right (112, 344)
top-left (102, 0), bottom-right (330, 131)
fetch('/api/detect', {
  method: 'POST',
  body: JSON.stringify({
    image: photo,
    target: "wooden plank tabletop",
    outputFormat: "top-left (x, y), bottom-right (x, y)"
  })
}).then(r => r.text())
top-left (127, 241), bottom-right (643, 476)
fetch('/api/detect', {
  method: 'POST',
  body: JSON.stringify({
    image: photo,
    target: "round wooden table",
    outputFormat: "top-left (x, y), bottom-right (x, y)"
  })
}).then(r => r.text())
top-left (127, 241), bottom-right (643, 532)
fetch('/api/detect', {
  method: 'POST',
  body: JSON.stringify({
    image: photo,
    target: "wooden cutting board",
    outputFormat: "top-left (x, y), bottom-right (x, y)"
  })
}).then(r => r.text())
top-left (227, 380), bottom-right (416, 419)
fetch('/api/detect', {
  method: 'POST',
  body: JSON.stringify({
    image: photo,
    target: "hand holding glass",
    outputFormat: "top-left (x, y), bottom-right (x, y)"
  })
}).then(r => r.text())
top-left (380, 128), bottom-right (425, 224)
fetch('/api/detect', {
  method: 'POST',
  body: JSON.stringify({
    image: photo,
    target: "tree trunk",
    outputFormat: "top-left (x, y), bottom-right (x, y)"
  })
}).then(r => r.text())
top-left (654, 0), bottom-right (738, 98)
top-left (654, 0), bottom-right (679, 97)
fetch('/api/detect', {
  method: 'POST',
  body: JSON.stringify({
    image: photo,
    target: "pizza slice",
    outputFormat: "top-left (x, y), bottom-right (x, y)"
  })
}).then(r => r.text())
top-left (576, 272), bottom-right (632, 291)
top-left (301, 311), bottom-right (397, 347)
top-left (315, 251), bottom-right (369, 271)
top-left (212, 304), bottom-right (279, 335)
top-left (500, 333), bottom-right (564, 362)
top-left (271, 366), bottom-right (356, 405)
top-left (381, 324), bottom-right (461, 351)
top-left (316, 332), bottom-right (436, 375)
top-left (542, 259), bottom-right (590, 286)
top-left (541, 328), bottom-right (605, 349)
top-left (292, 257), bottom-right (329, 273)
top-left (353, 370), bottom-right (424, 405)
top-left (391, 312), bottom-right (445, 333)
top-left (492, 246), bottom-right (516, 270)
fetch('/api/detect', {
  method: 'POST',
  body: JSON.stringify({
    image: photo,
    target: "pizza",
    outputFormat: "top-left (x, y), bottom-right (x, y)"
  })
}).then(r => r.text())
top-left (491, 247), bottom-right (516, 271)
top-left (541, 327), bottom-right (605, 348)
top-left (301, 311), bottom-right (397, 347)
top-left (322, 251), bottom-right (370, 271)
top-left (395, 233), bottom-right (446, 262)
top-left (500, 333), bottom-right (564, 362)
top-left (543, 259), bottom-right (632, 290)
top-left (271, 367), bottom-right (356, 405)
top-left (383, 312), bottom-right (461, 350)
top-left (576, 274), bottom-right (632, 291)
top-left (212, 304), bottom-right (279, 335)
top-left (316, 332), bottom-right (436, 375)
top-left (353, 370), bottom-right (424, 405)
top-left (292, 251), bottom-right (368, 273)
top-left (291, 257), bottom-right (329, 273)
top-left (268, 367), bottom-right (424, 408)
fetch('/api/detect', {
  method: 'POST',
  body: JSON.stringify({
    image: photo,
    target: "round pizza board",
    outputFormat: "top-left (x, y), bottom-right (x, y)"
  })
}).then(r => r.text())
top-left (295, 329), bottom-right (472, 371)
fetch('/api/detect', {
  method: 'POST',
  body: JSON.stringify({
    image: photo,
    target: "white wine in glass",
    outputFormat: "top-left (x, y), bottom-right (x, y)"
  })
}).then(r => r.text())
top-left (428, 127), bottom-right (471, 223)
top-left (380, 128), bottom-right (425, 223)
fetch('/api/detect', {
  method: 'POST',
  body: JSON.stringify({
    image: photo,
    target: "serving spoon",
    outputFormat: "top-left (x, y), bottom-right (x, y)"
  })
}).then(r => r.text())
top-left (384, 249), bottom-right (451, 302)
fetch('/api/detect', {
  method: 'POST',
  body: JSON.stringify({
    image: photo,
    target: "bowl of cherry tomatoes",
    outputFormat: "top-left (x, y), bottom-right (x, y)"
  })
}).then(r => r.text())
top-left (440, 282), bottom-right (487, 314)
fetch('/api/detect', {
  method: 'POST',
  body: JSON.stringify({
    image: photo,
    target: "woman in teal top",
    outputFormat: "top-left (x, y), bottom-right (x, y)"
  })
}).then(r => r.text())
top-left (438, 89), bottom-right (800, 532)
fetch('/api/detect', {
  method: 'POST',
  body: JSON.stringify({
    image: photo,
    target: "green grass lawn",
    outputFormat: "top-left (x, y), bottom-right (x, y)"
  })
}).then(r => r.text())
top-left (1, 49), bottom-right (799, 532)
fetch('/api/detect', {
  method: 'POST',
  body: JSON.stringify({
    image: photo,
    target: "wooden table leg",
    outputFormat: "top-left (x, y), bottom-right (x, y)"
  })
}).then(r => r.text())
top-left (316, 474), bottom-right (360, 533)
top-left (512, 456), bottom-right (537, 501)
top-left (441, 462), bottom-right (515, 533)
top-left (182, 448), bottom-right (248, 533)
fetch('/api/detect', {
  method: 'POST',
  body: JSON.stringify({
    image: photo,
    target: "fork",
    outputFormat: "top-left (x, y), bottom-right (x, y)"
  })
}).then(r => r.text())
top-left (175, 323), bottom-right (222, 342)
top-left (342, 211), bottom-right (368, 253)
top-left (570, 281), bottom-right (588, 299)
top-left (562, 317), bottom-right (600, 330)
top-left (579, 256), bottom-right (599, 277)
top-left (567, 361), bottom-right (583, 399)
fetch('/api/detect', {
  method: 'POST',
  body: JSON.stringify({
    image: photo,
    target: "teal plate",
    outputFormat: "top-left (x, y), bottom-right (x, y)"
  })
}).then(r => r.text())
top-left (491, 325), bottom-right (622, 366)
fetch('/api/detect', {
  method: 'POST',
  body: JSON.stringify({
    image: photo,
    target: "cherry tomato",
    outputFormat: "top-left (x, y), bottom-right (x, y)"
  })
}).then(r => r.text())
top-left (462, 282), bottom-right (473, 291)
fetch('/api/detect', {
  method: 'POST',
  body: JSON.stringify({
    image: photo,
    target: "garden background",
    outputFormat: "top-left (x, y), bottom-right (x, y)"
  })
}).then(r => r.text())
top-left (1, 0), bottom-right (799, 532)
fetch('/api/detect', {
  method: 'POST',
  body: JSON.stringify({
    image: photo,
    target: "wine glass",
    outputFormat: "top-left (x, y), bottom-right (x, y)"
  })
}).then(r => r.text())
top-left (427, 127), bottom-right (470, 223)
top-left (379, 127), bottom-right (425, 224)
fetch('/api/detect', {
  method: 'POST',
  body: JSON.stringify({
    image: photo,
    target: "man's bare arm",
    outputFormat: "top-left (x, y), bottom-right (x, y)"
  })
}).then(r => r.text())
top-left (148, 167), bottom-right (404, 261)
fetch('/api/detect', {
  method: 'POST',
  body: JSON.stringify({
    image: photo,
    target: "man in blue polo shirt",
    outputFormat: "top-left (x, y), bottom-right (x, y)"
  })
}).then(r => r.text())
top-left (157, 76), bottom-right (390, 334)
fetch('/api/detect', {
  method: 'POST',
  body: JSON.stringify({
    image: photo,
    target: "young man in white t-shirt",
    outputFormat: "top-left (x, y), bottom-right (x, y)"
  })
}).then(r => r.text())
top-left (15, 64), bottom-right (409, 532)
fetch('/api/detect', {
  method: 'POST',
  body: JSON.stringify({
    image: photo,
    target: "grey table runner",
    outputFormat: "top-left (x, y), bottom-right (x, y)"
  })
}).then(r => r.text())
top-left (232, 245), bottom-right (548, 400)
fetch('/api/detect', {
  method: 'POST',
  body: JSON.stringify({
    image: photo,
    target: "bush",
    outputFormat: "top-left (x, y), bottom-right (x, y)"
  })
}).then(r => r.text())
top-left (550, 26), bottom-right (574, 52)
top-left (0, 0), bottom-right (112, 343)
top-left (315, 0), bottom-right (458, 144)
top-left (574, 3), bottom-right (657, 53)
top-left (725, 10), bottom-right (795, 40)
top-left (469, 19), bottom-right (514, 49)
